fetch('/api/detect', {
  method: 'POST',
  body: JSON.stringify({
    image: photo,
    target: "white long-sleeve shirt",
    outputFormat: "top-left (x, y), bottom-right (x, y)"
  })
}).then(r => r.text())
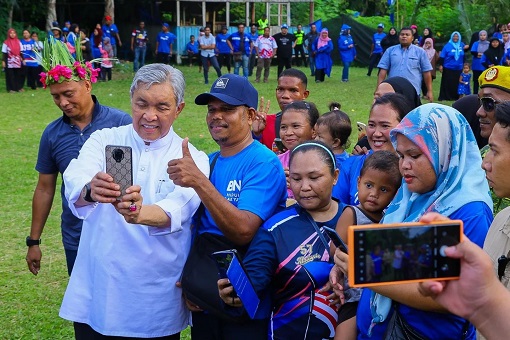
top-left (60, 125), bottom-right (209, 337)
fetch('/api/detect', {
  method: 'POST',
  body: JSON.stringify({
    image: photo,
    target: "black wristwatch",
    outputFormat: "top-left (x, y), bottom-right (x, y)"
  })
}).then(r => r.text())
top-left (83, 182), bottom-right (96, 203)
top-left (26, 236), bottom-right (41, 247)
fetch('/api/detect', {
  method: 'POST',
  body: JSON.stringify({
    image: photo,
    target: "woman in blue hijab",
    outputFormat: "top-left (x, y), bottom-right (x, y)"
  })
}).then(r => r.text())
top-left (438, 31), bottom-right (466, 101)
top-left (331, 104), bottom-right (493, 339)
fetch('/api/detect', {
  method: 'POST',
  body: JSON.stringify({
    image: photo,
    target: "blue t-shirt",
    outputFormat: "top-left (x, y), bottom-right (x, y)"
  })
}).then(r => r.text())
top-left (216, 33), bottom-right (231, 54)
top-left (198, 141), bottom-right (287, 236)
top-left (332, 153), bottom-right (369, 205)
top-left (471, 41), bottom-right (486, 71)
top-left (356, 201), bottom-right (492, 340)
top-left (228, 32), bottom-right (252, 56)
top-left (440, 42), bottom-right (465, 70)
top-left (156, 31), bottom-right (176, 54)
top-left (372, 32), bottom-right (386, 54)
top-left (378, 44), bottom-right (433, 95)
top-left (102, 23), bottom-right (119, 46)
top-left (21, 39), bottom-right (38, 67)
top-left (338, 34), bottom-right (356, 62)
top-left (185, 41), bottom-right (198, 54)
top-left (243, 204), bottom-right (342, 338)
top-left (248, 32), bottom-right (259, 54)
top-left (335, 151), bottom-right (349, 170)
top-left (36, 96), bottom-right (131, 250)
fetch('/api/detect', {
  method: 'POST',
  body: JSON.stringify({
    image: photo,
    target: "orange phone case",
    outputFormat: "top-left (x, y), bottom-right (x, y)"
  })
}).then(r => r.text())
top-left (347, 220), bottom-right (463, 288)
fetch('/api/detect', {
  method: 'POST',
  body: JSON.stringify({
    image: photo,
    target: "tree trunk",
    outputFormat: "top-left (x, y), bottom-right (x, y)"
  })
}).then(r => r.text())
top-left (7, 4), bottom-right (13, 29)
top-left (46, 0), bottom-right (57, 31)
top-left (105, 0), bottom-right (114, 20)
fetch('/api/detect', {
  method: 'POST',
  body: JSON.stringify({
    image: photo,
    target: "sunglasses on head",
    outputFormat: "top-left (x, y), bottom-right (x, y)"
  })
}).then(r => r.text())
top-left (480, 97), bottom-right (501, 112)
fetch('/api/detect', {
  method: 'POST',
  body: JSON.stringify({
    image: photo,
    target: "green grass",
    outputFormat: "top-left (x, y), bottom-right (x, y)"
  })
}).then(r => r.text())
top-left (0, 62), bottom-right (445, 339)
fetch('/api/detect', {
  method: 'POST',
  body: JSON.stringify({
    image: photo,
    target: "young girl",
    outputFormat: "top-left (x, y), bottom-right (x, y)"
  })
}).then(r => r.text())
top-left (458, 63), bottom-right (471, 97)
top-left (333, 151), bottom-right (402, 340)
top-left (2, 28), bottom-right (24, 92)
top-left (315, 102), bottom-right (352, 168)
top-left (278, 101), bottom-right (319, 200)
top-left (100, 37), bottom-right (113, 81)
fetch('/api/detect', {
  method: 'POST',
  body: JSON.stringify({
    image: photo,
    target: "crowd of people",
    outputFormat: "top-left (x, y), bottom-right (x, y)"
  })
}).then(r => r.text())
top-left (10, 13), bottom-right (510, 340)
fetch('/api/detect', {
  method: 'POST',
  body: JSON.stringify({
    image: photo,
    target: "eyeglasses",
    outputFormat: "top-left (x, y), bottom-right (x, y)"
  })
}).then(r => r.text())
top-left (480, 97), bottom-right (501, 112)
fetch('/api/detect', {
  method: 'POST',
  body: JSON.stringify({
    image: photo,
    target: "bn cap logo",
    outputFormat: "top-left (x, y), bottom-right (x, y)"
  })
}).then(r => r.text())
top-left (485, 68), bottom-right (499, 82)
top-left (214, 78), bottom-right (229, 89)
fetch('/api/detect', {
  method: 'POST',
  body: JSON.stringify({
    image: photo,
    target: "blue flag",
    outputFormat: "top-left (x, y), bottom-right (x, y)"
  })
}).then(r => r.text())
top-left (310, 19), bottom-right (322, 32)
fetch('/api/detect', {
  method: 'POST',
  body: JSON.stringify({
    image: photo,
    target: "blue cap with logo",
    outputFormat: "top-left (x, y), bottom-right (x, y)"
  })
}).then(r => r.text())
top-left (281, 24), bottom-right (288, 29)
top-left (195, 74), bottom-right (258, 109)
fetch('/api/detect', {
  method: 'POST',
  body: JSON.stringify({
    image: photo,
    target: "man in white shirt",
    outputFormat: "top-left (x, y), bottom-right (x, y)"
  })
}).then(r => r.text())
top-left (59, 63), bottom-right (210, 339)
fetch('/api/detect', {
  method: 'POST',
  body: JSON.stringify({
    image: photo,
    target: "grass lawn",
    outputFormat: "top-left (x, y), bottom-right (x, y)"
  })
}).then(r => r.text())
top-left (0, 62), bottom-right (445, 339)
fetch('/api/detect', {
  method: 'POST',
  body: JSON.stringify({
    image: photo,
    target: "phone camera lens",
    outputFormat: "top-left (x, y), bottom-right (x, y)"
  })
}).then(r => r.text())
top-left (112, 148), bottom-right (124, 162)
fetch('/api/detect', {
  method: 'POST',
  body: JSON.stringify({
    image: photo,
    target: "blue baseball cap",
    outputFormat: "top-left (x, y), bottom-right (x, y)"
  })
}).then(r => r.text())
top-left (163, 23), bottom-right (170, 28)
top-left (281, 24), bottom-right (288, 29)
top-left (195, 74), bottom-right (258, 109)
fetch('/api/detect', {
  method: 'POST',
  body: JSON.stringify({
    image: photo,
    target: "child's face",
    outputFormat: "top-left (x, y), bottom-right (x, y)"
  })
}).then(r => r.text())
top-left (504, 33), bottom-right (509, 42)
top-left (314, 123), bottom-right (338, 150)
top-left (463, 65), bottom-right (470, 73)
top-left (280, 109), bottom-right (315, 151)
top-left (357, 168), bottom-right (399, 213)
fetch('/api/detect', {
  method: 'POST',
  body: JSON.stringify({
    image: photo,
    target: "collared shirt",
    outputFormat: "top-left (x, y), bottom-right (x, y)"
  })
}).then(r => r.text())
top-left (484, 207), bottom-right (510, 289)
top-left (60, 125), bottom-right (210, 337)
top-left (255, 35), bottom-right (277, 58)
top-left (35, 95), bottom-right (131, 250)
top-left (102, 23), bottom-right (119, 45)
top-left (199, 34), bottom-right (216, 57)
top-left (228, 31), bottom-right (252, 56)
top-left (377, 44), bottom-right (433, 95)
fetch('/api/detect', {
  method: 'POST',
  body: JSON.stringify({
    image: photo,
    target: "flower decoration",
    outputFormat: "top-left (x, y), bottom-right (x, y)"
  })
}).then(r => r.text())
top-left (34, 37), bottom-right (107, 88)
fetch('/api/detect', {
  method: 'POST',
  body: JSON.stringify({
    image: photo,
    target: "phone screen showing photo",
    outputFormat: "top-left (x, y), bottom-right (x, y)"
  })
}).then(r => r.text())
top-left (349, 221), bottom-right (462, 287)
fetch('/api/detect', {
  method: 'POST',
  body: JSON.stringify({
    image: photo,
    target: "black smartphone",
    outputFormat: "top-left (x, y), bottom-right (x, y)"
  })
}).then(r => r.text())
top-left (210, 249), bottom-right (236, 279)
top-left (322, 226), bottom-right (348, 253)
top-left (273, 138), bottom-right (286, 153)
top-left (105, 145), bottom-right (133, 199)
top-left (348, 220), bottom-right (463, 288)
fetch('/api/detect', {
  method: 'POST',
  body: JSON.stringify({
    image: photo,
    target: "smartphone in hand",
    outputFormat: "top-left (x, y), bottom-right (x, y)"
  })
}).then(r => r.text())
top-left (105, 145), bottom-right (133, 199)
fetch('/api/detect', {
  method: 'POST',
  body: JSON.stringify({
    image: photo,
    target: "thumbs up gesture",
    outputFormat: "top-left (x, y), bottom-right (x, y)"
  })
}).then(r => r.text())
top-left (168, 137), bottom-right (201, 188)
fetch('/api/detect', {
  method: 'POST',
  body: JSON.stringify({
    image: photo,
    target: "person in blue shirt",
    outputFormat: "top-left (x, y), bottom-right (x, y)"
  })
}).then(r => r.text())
top-left (332, 93), bottom-right (413, 205)
top-left (218, 141), bottom-right (342, 339)
top-left (331, 104), bottom-right (493, 340)
top-left (155, 23), bottom-right (177, 65)
top-left (185, 35), bottom-right (199, 68)
top-left (215, 26), bottom-right (231, 73)
top-left (248, 24), bottom-right (259, 76)
top-left (227, 23), bottom-right (252, 77)
top-left (367, 23), bottom-right (386, 76)
top-left (438, 31), bottom-right (465, 101)
top-left (312, 28), bottom-right (333, 83)
top-left (20, 29), bottom-right (38, 90)
top-left (169, 74), bottom-right (287, 340)
top-left (338, 24), bottom-right (356, 82)
top-left (102, 15), bottom-right (122, 58)
top-left (377, 27), bottom-right (433, 101)
top-left (470, 31), bottom-right (488, 94)
top-left (25, 39), bottom-right (131, 276)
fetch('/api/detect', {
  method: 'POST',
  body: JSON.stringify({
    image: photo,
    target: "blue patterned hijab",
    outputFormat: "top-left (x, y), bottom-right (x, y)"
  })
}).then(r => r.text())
top-left (448, 31), bottom-right (463, 60)
top-left (382, 103), bottom-right (492, 224)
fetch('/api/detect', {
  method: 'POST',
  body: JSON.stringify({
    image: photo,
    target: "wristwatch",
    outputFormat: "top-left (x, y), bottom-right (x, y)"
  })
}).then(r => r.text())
top-left (83, 182), bottom-right (96, 203)
top-left (26, 236), bottom-right (41, 247)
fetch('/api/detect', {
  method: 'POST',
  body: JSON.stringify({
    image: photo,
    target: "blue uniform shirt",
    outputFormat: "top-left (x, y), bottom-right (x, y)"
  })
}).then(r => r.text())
top-left (378, 44), bottom-right (433, 95)
top-left (186, 41), bottom-right (199, 54)
top-left (198, 141), bottom-right (287, 236)
top-left (440, 42), bottom-right (465, 70)
top-left (228, 32), bottom-right (252, 56)
top-left (36, 96), bottom-right (131, 250)
top-left (332, 153), bottom-right (369, 205)
top-left (249, 32), bottom-right (259, 55)
top-left (157, 31), bottom-right (176, 53)
top-left (372, 32), bottom-right (386, 54)
top-left (216, 33), bottom-right (231, 54)
top-left (102, 23), bottom-right (119, 46)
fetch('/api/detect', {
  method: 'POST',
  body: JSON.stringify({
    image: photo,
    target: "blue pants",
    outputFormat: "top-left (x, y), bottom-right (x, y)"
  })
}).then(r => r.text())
top-left (201, 55), bottom-right (222, 84)
top-left (342, 61), bottom-right (351, 81)
top-left (133, 46), bottom-right (147, 71)
top-left (64, 248), bottom-right (78, 276)
top-left (234, 54), bottom-right (249, 77)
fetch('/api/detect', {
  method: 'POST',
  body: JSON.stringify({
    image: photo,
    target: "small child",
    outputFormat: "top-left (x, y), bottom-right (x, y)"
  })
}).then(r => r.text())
top-left (333, 151), bottom-right (402, 340)
top-left (100, 37), bottom-right (114, 81)
top-left (458, 63), bottom-right (471, 98)
top-left (186, 35), bottom-right (199, 68)
top-left (315, 102), bottom-right (352, 168)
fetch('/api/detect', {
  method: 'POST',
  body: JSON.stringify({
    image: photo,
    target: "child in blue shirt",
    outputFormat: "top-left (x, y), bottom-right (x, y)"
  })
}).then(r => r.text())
top-left (458, 63), bottom-right (472, 97)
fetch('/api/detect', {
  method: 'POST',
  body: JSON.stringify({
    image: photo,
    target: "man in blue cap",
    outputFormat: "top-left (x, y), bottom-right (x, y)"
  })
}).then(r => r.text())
top-left (273, 24), bottom-right (296, 77)
top-left (155, 23), bottom-right (177, 65)
top-left (367, 23), bottom-right (386, 76)
top-left (168, 74), bottom-right (287, 339)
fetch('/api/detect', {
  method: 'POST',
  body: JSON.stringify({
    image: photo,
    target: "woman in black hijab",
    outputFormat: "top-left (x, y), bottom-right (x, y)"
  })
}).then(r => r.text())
top-left (381, 27), bottom-right (399, 52)
top-left (482, 37), bottom-right (505, 68)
